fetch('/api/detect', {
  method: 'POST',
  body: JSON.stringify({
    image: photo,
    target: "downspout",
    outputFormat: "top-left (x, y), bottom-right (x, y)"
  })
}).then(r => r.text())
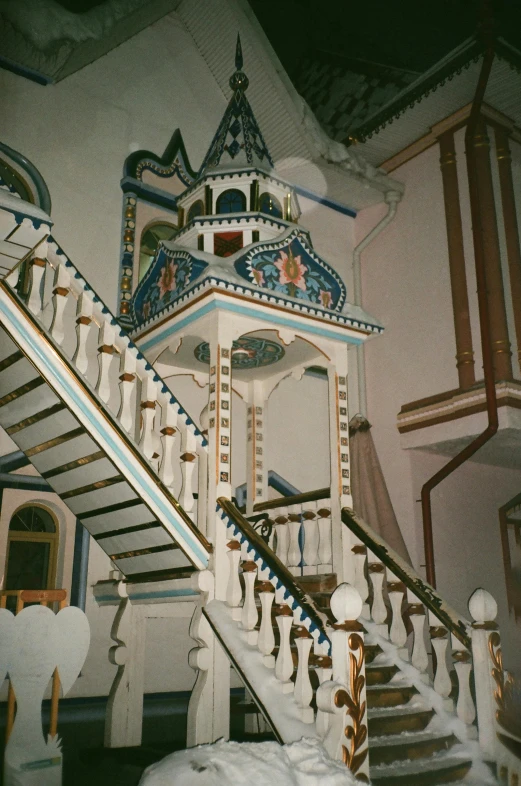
top-left (353, 189), bottom-right (402, 416)
top-left (421, 42), bottom-right (497, 588)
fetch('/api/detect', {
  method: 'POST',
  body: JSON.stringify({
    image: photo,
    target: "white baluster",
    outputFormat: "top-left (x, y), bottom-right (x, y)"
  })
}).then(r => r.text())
top-left (72, 292), bottom-right (95, 376)
top-left (226, 541), bottom-right (242, 621)
top-left (26, 257), bottom-right (46, 314)
top-left (274, 513), bottom-right (289, 566)
top-left (469, 588), bottom-right (500, 759)
top-left (313, 642), bottom-right (333, 738)
top-left (352, 542), bottom-right (370, 619)
top-left (275, 608), bottom-right (294, 693)
top-left (408, 598), bottom-right (429, 678)
top-left (240, 561), bottom-right (258, 645)
top-left (257, 583), bottom-right (275, 667)
top-left (452, 635), bottom-right (476, 731)
top-left (159, 400), bottom-right (178, 491)
top-left (138, 376), bottom-right (157, 461)
top-left (368, 558), bottom-right (387, 630)
top-left (294, 633), bottom-right (314, 723)
top-left (179, 427), bottom-right (197, 512)
top-left (96, 320), bottom-right (117, 404)
top-left (429, 613), bottom-right (452, 707)
top-left (49, 263), bottom-right (70, 346)
top-left (117, 348), bottom-right (138, 436)
top-left (388, 580), bottom-right (408, 657)
top-left (317, 503), bottom-right (333, 572)
top-left (287, 506), bottom-right (302, 576)
top-left (302, 501), bottom-right (319, 575)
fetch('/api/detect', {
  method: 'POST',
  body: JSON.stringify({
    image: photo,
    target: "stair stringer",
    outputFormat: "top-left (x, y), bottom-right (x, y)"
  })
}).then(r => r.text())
top-left (0, 282), bottom-right (210, 574)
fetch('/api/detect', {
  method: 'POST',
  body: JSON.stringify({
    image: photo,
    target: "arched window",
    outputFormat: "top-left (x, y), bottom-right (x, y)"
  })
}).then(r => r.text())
top-left (187, 200), bottom-right (204, 223)
top-left (216, 189), bottom-right (246, 214)
top-left (4, 506), bottom-right (59, 599)
top-left (139, 221), bottom-right (178, 282)
top-left (259, 192), bottom-right (282, 218)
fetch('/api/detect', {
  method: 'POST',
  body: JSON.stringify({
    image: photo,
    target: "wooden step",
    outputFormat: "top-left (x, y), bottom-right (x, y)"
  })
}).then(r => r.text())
top-left (366, 683), bottom-right (418, 708)
top-left (370, 753), bottom-right (472, 785)
top-left (366, 664), bottom-right (399, 686)
top-left (296, 573), bottom-right (337, 593)
top-left (369, 730), bottom-right (457, 766)
top-left (368, 706), bottom-right (435, 736)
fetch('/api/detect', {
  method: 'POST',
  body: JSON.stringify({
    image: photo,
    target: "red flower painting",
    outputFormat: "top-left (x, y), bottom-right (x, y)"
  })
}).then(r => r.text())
top-left (274, 250), bottom-right (307, 292)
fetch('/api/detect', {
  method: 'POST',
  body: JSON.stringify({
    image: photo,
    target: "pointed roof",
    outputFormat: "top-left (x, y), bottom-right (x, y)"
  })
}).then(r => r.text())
top-left (198, 35), bottom-right (274, 175)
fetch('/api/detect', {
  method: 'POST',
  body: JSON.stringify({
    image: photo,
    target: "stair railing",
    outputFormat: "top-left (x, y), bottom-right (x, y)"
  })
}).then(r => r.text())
top-left (342, 507), bottom-right (521, 774)
top-left (215, 498), bottom-right (370, 779)
top-left (3, 238), bottom-right (207, 517)
top-left (252, 487), bottom-right (332, 576)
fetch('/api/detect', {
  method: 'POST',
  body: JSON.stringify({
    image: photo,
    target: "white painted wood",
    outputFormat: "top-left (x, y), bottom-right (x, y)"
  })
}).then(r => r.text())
top-left (138, 376), bottom-right (157, 461)
top-left (159, 401), bottom-right (178, 491)
top-left (257, 590), bottom-right (275, 667)
top-left (240, 566), bottom-right (258, 645)
top-left (388, 587), bottom-right (407, 648)
top-left (275, 612), bottom-right (294, 693)
top-left (454, 659), bottom-right (476, 726)
top-left (368, 560), bottom-right (387, 625)
top-left (431, 635), bottom-right (452, 698)
top-left (226, 546), bottom-right (242, 621)
top-left (72, 291), bottom-right (95, 376)
top-left (49, 264), bottom-right (70, 346)
top-left (352, 541), bottom-right (369, 619)
top-left (117, 348), bottom-right (137, 436)
top-left (179, 427), bottom-right (197, 513)
top-left (287, 506), bottom-right (302, 575)
top-left (469, 588), bottom-right (500, 759)
top-left (26, 259), bottom-right (46, 315)
top-left (317, 505), bottom-right (333, 572)
top-left (294, 636), bottom-right (314, 723)
top-left (275, 519), bottom-right (289, 567)
top-left (95, 320), bottom-right (116, 404)
top-left (410, 611), bottom-right (429, 673)
top-left (0, 604), bottom-right (89, 786)
top-left (302, 501), bottom-right (319, 575)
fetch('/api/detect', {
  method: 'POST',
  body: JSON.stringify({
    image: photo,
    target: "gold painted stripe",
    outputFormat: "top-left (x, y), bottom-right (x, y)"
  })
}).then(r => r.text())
top-left (42, 450), bottom-right (106, 479)
top-left (26, 426), bottom-right (85, 457)
top-left (61, 474), bottom-right (125, 500)
top-left (6, 402), bottom-right (66, 436)
top-left (0, 376), bottom-right (44, 408)
top-left (110, 542), bottom-right (179, 561)
top-left (79, 497), bottom-right (141, 520)
top-left (0, 350), bottom-right (23, 373)
top-left (95, 521), bottom-right (160, 541)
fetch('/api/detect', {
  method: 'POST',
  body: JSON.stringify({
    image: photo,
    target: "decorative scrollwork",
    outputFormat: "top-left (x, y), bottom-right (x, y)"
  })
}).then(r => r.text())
top-left (334, 632), bottom-right (368, 778)
top-left (246, 512), bottom-right (274, 545)
top-left (488, 631), bottom-right (516, 732)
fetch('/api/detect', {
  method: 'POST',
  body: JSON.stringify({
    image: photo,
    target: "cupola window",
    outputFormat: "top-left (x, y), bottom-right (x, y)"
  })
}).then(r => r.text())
top-left (216, 189), bottom-right (246, 214)
top-left (259, 192), bottom-right (282, 218)
top-left (187, 200), bottom-right (204, 223)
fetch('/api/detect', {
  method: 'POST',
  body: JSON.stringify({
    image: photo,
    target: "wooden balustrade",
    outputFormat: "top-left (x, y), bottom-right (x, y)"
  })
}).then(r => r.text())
top-left (5, 247), bottom-right (207, 513)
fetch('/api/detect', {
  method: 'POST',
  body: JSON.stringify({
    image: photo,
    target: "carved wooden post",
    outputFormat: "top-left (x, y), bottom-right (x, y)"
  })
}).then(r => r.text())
top-left (330, 583), bottom-right (369, 780)
top-left (72, 291), bottom-right (95, 377)
top-left (408, 593), bottom-right (429, 680)
top-left (294, 629), bottom-right (314, 723)
top-left (180, 426), bottom-right (197, 512)
top-left (387, 576), bottom-right (408, 659)
top-left (49, 263), bottom-right (70, 346)
top-left (451, 633), bottom-right (476, 733)
top-left (225, 539), bottom-right (242, 620)
top-left (287, 504), bottom-right (302, 576)
top-left (274, 512), bottom-right (289, 566)
top-left (118, 348), bottom-right (138, 437)
top-left (159, 400), bottom-right (178, 491)
top-left (26, 257), bottom-right (46, 314)
top-left (302, 500), bottom-right (319, 575)
top-left (428, 610), bottom-right (453, 710)
top-left (96, 321), bottom-right (117, 406)
top-left (274, 587), bottom-right (294, 693)
top-left (138, 376), bottom-right (157, 461)
top-left (240, 560), bottom-right (258, 645)
top-left (257, 582), bottom-right (275, 667)
top-left (469, 588), bottom-right (500, 760)
top-left (317, 502), bottom-right (333, 573)
top-left (368, 556), bottom-right (387, 635)
top-left (352, 542), bottom-right (370, 620)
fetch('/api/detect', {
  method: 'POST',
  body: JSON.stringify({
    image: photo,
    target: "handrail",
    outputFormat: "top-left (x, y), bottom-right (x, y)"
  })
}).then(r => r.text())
top-left (341, 507), bottom-right (471, 648)
top-left (253, 487), bottom-right (330, 512)
top-left (218, 498), bottom-right (329, 644)
top-left (0, 279), bottom-right (212, 557)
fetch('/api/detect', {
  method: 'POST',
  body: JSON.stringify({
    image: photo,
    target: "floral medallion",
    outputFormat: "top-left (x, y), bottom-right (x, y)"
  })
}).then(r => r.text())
top-left (194, 337), bottom-right (285, 369)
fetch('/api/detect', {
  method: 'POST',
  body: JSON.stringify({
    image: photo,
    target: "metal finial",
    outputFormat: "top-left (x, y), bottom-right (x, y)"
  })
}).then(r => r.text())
top-left (235, 33), bottom-right (243, 70)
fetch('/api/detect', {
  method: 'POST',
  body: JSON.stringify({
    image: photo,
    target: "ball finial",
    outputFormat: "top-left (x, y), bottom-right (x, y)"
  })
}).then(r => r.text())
top-left (468, 587), bottom-right (497, 624)
top-left (330, 583), bottom-right (363, 624)
top-left (229, 33), bottom-right (249, 92)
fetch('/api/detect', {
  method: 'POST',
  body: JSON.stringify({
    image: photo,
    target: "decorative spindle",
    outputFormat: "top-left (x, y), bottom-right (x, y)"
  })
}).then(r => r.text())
top-left (274, 514), bottom-right (289, 566)
top-left (388, 581), bottom-right (408, 654)
top-left (117, 348), bottom-right (138, 436)
top-left (138, 376), bottom-right (157, 461)
top-left (294, 631), bottom-right (314, 723)
top-left (429, 616), bottom-right (452, 703)
top-left (26, 257), bottom-right (46, 314)
top-left (352, 543), bottom-right (369, 619)
top-left (287, 507), bottom-right (302, 575)
top-left (226, 541), bottom-right (242, 620)
top-left (72, 292), bottom-right (95, 376)
top-left (49, 263), bottom-right (70, 346)
top-left (408, 602), bottom-right (429, 676)
top-left (368, 559), bottom-right (387, 627)
top-left (451, 635), bottom-right (476, 729)
top-left (313, 642), bottom-right (333, 737)
top-left (240, 561), bottom-right (258, 645)
top-left (257, 584), bottom-right (275, 667)
top-left (317, 505), bottom-right (333, 572)
top-left (96, 321), bottom-right (117, 404)
top-left (179, 427), bottom-right (197, 512)
top-left (302, 502), bottom-right (319, 575)
top-left (159, 400), bottom-right (178, 490)
top-left (275, 606), bottom-right (294, 693)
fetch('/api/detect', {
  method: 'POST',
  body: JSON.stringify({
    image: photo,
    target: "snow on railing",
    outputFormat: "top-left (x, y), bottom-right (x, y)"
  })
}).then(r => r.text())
top-left (4, 235), bottom-right (207, 515)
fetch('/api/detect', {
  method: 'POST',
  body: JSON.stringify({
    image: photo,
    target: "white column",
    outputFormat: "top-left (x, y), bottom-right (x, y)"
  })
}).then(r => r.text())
top-left (245, 380), bottom-right (268, 514)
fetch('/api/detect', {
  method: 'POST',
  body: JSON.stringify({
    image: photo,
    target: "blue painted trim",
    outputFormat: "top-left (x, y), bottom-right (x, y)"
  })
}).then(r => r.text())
top-left (294, 185), bottom-right (357, 218)
top-left (0, 473), bottom-right (50, 492)
top-left (235, 471), bottom-right (300, 508)
top-left (126, 588), bottom-right (197, 601)
top-left (0, 55), bottom-right (52, 86)
top-left (120, 177), bottom-right (179, 212)
top-left (139, 298), bottom-right (363, 353)
top-left (70, 521), bottom-right (90, 611)
top-left (0, 296), bottom-right (209, 568)
top-left (0, 450), bottom-right (29, 473)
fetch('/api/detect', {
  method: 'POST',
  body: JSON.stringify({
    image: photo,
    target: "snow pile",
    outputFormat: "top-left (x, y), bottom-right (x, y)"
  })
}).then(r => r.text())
top-left (139, 737), bottom-right (362, 786)
top-left (0, 0), bottom-right (149, 50)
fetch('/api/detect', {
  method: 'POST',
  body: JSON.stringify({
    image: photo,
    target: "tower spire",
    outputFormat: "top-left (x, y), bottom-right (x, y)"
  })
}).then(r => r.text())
top-left (235, 32), bottom-right (243, 71)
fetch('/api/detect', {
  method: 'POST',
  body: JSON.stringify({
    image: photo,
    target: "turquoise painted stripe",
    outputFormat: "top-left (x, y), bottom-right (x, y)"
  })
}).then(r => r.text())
top-left (96, 588), bottom-right (198, 602)
top-left (139, 298), bottom-right (363, 353)
top-left (0, 295), bottom-right (209, 568)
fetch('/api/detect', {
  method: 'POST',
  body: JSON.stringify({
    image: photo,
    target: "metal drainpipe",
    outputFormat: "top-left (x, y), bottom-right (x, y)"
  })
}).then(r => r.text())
top-left (421, 43), bottom-right (498, 589)
top-left (353, 190), bottom-right (402, 416)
